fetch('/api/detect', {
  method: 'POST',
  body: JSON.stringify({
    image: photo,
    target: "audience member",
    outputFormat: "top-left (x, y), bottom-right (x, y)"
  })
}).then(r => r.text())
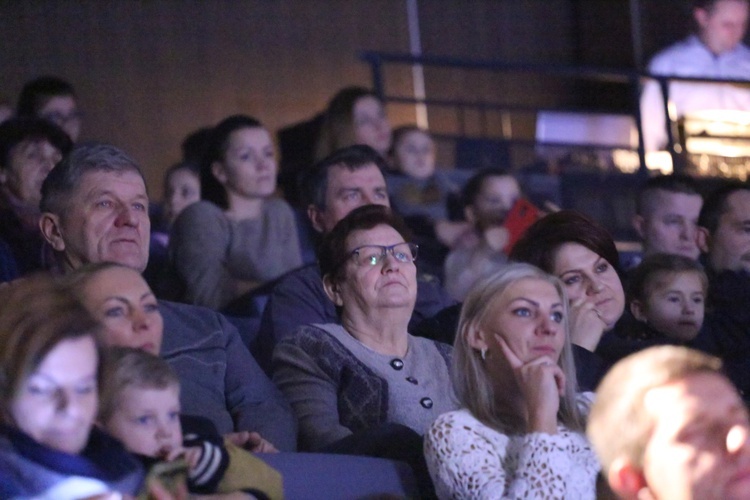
top-left (258, 145), bottom-right (455, 371)
top-left (697, 181), bottom-right (750, 275)
top-left (641, 0), bottom-right (750, 151)
top-left (100, 346), bottom-right (283, 497)
top-left (696, 180), bottom-right (750, 396)
top-left (162, 161), bottom-right (201, 227)
top-left (511, 210), bottom-right (623, 345)
top-left (625, 253), bottom-right (707, 342)
top-left (16, 76), bottom-right (82, 142)
top-left (589, 345), bottom-right (750, 500)
top-left (0, 118), bottom-right (72, 280)
top-left (0, 274), bottom-right (144, 497)
top-left (510, 210), bottom-right (629, 388)
top-left (170, 115), bottom-right (301, 310)
top-left (273, 204), bottom-right (456, 496)
top-left (385, 125), bottom-right (467, 279)
top-left (70, 261), bottom-right (289, 453)
top-left (386, 125), bottom-right (463, 229)
top-left (144, 161), bottom-right (201, 291)
top-left (37, 143), bottom-right (296, 450)
top-left (444, 168), bottom-right (521, 301)
top-left (315, 86), bottom-right (392, 162)
top-left (630, 174), bottom-right (703, 265)
top-left (425, 263), bottom-right (598, 499)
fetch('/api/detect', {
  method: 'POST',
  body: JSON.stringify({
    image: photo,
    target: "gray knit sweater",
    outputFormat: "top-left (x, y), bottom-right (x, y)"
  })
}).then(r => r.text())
top-left (170, 199), bottom-right (302, 309)
top-left (272, 323), bottom-right (458, 451)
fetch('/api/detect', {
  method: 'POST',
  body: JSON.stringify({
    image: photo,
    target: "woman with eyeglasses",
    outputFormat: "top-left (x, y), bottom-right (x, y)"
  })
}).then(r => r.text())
top-left (272, 204), bottom-right (458, 497)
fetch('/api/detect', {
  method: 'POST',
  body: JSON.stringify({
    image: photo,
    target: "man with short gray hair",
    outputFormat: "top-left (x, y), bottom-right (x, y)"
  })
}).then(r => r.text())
top-left (39, 143), bottom-right (297, 451)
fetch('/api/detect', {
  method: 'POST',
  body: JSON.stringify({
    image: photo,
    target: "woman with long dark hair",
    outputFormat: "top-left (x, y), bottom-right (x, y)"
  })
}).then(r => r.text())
top-left (170, 115), bottom-right (302, 309)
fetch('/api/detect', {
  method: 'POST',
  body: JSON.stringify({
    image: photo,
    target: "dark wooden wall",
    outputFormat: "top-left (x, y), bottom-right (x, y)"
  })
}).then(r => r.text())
top-left (0, 0), bottom-right (701, 196)
top-left (0, 1), bottom-right (583, 195)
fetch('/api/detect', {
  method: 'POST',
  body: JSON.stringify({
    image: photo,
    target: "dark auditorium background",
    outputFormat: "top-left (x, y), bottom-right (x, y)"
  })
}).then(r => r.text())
top-left (0, 1), bottom-right (704, 194)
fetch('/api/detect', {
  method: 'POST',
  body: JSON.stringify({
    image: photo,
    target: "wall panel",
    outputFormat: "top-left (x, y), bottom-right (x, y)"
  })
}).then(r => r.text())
top-left (0, 0), bottom-right (576, 194)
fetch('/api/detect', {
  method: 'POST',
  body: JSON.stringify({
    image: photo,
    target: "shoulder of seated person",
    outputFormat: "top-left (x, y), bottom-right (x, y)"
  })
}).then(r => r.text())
top-left (158, 299), bottom-right (227, 326)
top-left (264, 195), bottom-right (294, 211)
top-left (174, 200), bottom-right (224, 223)
top-left (648, 37), bottom-right (704, 71)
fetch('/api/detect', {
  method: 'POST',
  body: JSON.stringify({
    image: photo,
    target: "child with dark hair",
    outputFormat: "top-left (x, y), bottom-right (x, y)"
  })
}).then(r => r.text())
top-left (626, 253), bottom-right (707, 342)
top-left (99, 347), bottom-right (283, 498)
top-left (443, 168), bottom-right (522, 300)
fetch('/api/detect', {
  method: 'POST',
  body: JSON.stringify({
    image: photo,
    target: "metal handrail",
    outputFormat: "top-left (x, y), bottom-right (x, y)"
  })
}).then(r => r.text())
top-left (361, 50), bottom-right (647, 174)
top-left (360, 50), bottom-right (750, 175)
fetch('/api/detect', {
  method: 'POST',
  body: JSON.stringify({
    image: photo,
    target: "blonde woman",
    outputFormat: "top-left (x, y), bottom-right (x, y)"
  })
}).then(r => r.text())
top-left (424, 263), bottom-right (599, 499)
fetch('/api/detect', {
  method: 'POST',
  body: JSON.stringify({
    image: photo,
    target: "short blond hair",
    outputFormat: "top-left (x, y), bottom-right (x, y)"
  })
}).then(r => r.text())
top-left (98, 346), bottom-right (180, 424)
top-left (588, 346), bottom-right (722, 473)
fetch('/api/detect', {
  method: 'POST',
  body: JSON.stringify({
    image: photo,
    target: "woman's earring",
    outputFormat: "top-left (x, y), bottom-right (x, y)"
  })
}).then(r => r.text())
top-left (481, 348), bottom-right (487, 361)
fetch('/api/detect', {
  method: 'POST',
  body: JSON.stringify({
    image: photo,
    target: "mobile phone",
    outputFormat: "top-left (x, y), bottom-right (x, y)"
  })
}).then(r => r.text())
top-left (141, 459), bottom-right (189, 498)
top-left (503, 198), bottom-right (539, 253)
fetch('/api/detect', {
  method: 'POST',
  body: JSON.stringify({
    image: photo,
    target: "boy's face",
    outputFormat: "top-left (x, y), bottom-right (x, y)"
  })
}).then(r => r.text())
top-left (637, 272), bottom-right (705, 342)
top-left (104, 385), bottom-right (182, 457)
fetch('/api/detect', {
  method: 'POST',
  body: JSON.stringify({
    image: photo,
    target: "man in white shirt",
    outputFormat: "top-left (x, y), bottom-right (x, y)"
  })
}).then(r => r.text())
top-left (641, 0), bottom-right (750, 151)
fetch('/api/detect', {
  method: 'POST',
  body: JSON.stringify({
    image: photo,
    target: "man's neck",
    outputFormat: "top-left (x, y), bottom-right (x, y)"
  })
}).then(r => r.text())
top-left (697, 34), bottom-right (738, 58)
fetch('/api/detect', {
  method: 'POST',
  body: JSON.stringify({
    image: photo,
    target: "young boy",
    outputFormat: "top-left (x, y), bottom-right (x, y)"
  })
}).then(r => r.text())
top-left (627, 253), bottom-right (707, 343)
top-left (99, 347), bottom-right (282, 498)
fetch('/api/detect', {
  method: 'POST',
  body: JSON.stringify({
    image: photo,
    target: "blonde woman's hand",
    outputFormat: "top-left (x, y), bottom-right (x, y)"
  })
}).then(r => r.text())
top-left (499, 338), bottom-right (563, 435)
top-left (568, 297), bottom-right (606, 352)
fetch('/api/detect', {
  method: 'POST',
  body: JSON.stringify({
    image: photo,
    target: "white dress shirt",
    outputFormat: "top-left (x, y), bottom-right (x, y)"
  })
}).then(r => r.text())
top-left (641, 35), bottom-right (750, 151)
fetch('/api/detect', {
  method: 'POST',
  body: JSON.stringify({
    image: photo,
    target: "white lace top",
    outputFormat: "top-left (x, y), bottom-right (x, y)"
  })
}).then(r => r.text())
top-left (424, 394), bottom-right (599, 500)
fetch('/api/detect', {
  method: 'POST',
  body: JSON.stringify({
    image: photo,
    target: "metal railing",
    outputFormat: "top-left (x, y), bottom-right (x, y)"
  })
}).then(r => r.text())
top-left (360, 50), bottom-right (750, 176)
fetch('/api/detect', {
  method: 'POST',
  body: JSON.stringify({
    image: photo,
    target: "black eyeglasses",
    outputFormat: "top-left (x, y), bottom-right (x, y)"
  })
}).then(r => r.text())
top-left (349, 243), bottom-right (419, 267)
